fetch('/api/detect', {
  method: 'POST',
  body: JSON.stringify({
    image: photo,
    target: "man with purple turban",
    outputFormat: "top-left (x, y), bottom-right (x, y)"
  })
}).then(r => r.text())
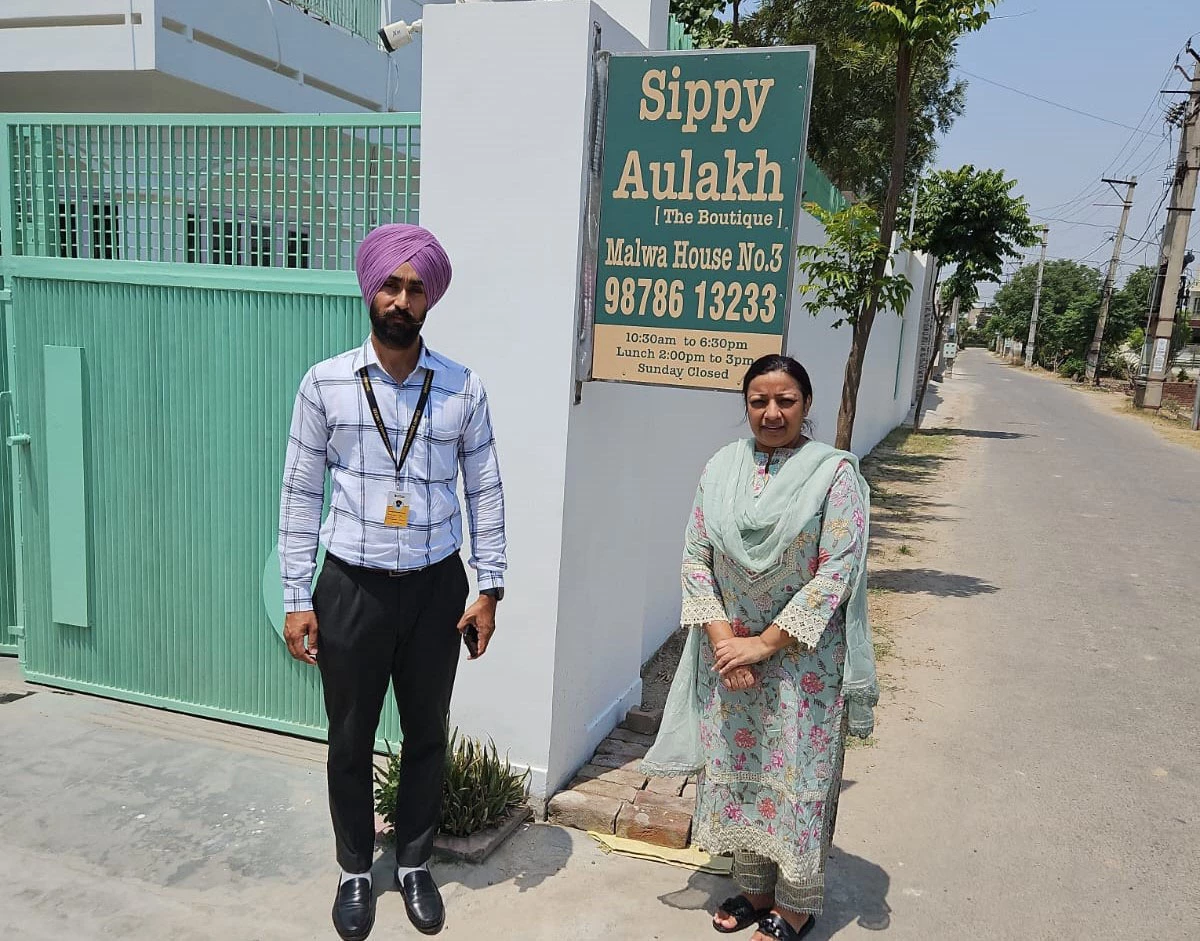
top-left (278, 224), bottom-right (507, 939)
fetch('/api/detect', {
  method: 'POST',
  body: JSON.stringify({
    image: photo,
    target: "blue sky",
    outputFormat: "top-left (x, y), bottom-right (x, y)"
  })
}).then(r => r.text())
top-left (933, 2), bottom-right (1199, 300)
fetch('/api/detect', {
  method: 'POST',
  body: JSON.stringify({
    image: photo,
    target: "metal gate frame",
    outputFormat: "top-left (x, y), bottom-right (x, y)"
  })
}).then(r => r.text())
top-left (0, 112), bottom-right (419, 741)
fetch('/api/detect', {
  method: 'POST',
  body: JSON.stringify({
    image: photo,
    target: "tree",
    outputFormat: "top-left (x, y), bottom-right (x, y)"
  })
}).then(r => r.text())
top-left (991, 260), bottom-right (1102, 369)
top-left (816, 0), bottom-right (994, 449)
top-left (670, 0), bottom-right (729, 45)
top-left (743, 0), bottom-right (967, 205)
top-left (906, 165), bottom-right (1039, 427)
top-left (1111, 265), bottom-right (1155, 342)
top-left (795, 201), bottom-right (914, 331)
top-left (910, 166), bottom-right (1040, 283)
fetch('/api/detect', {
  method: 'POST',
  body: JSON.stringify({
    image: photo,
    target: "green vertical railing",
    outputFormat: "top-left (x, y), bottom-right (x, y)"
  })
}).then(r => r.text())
top-left (0, 294), bottom-right (16, 657)
top-left (668, 15), bottom-right (695, 51)
top-left (282, 0), bottom-right (382, 45)
top-left (1, 122), bottom-right (21, 657)
top-left (2, 113), bottom-right (420, 268)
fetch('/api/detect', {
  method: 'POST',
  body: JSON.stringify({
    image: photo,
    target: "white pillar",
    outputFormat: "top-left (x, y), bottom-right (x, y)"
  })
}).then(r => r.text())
top-left (418, 0), bottom-right (645, 797)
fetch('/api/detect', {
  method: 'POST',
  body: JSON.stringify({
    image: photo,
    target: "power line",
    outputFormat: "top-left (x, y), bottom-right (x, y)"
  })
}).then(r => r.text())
top-left (955, 67), bottom-right (1165, 133)
top-left (1031, 214), bottom-right (1112, 230)
top-left (1074, 236), bottom-right (1115, 265)
top-left (1101, 56), bottom-right (1185, 177)
top-left (1027, 51), bottom-right (1181, 227)
top-left (1129, 176), bottom-right (1173, 257)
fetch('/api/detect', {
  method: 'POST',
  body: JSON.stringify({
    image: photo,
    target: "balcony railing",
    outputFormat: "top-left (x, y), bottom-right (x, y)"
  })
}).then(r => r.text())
top-left (281, 0), bottom-right (381, 45)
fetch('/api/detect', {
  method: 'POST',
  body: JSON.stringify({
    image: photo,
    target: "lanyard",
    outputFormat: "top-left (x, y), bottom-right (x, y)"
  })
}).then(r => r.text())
top-left (357, 366), bottom-right (434, 480)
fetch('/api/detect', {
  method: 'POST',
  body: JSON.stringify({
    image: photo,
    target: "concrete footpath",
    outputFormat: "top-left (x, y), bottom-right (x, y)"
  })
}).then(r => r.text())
top-left (0, 659), bottom-right (885, 940)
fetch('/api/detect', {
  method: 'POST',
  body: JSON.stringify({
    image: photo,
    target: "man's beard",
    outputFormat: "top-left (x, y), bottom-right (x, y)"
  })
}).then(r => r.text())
top-left (370, 305), bottom-right (424, 349)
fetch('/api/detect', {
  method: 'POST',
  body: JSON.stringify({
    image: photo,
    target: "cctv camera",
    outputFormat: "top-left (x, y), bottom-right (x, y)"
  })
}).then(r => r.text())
top-left (379, 19), bottom-right (422, 52)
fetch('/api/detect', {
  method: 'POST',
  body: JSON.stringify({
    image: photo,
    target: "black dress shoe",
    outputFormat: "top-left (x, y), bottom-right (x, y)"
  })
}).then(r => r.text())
top-left (332, 877), bottom-right (375, 941)
top-left (398, 869), bottom-right (445, 935)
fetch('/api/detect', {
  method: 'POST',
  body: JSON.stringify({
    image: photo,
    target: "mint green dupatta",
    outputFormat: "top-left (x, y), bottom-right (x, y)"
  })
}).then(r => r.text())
top-left (642, 439), bottom-right (878, 777)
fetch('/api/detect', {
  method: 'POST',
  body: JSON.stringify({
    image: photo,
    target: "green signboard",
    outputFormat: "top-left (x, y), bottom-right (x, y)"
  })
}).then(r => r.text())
top-left (590, 48), bottom-right (814, 391)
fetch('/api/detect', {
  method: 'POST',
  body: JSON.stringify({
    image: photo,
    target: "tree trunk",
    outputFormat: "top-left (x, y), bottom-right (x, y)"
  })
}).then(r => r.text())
top-left (913, 309), bottom-right (948, 431)
top-left (732, 0), bottom-right (740, 38)
top-left (833, 41), bottom-right (915, 450)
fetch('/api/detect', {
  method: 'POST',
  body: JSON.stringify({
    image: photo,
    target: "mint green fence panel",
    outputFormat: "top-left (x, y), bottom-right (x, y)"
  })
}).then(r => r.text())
top-left (668, 16), bottom-right (695, 51)
top-left (1, 112), bottom-right (420, 736)
top-left (0, 293), bottom-right (15, 656)
top-left (10, 273), bottom-right (406, 742)
top-left (801, 156), bottom-right (848, 215)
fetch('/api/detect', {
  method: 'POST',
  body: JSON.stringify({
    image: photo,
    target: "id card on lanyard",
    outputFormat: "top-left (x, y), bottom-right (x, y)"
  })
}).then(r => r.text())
top-left (358, 366), bottom-right (434, 528)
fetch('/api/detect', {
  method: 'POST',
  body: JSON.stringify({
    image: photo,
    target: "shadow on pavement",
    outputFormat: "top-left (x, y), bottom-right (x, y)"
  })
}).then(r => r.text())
top-left (434, 822), bottom-right (576, 895)
top-left (657, 843), bottom-right (891, 936)
top-left (870, 567), bottom-right (999, 598)
top-left (867, 451), bottom-right (957, 487)
top-left (923, 384), bottom-right (944, 413)
top-left (918, 427), bottom-right (1031, 441)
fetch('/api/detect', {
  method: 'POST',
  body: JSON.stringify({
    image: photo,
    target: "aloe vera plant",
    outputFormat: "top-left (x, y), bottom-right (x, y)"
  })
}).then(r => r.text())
top-left (374, 729), bottom-right (531, 839)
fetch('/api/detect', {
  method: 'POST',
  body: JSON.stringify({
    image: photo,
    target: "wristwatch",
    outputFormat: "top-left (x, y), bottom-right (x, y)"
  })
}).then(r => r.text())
top-left (481, 587), bottom-right (504, 602)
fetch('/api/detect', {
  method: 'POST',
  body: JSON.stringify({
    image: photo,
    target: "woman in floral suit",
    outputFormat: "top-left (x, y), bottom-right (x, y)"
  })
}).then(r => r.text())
top-left (643, 355), bottom-right (878, 941)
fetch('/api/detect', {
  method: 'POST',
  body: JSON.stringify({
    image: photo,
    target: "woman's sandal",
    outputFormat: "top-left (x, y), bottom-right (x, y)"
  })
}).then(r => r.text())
top-left (754, 912), bottom-right (817, 941)
top-left (713, 895), bottom-right (773, 934)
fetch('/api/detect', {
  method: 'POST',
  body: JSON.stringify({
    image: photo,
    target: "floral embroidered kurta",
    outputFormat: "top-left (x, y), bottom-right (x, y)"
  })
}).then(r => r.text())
top-left (681, 446), bottom-right (868, 889)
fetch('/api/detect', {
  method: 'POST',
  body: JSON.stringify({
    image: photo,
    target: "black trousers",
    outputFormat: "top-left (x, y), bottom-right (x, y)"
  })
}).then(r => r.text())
top-left (313, 551), bottom-right (469, 872)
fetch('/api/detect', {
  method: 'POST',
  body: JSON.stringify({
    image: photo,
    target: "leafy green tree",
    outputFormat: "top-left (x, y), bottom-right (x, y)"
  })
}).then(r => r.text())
top-left (670, 0), bottom-right (729, 44)
top-left (1110, 265), bottom-right (1155, 346)
top-left (907, 165), bottom-right (1038, 427)
top-left (911, 166), bottom-right (1039, 282)
top-left (827, 0), bottom-right (994, 449)
top-left (941, 265), bottom-right (980, 310)
top-left (992, 260), bottom-right (1102, 369)
top-left (795, 201), bottom-right (914, 327)
top-left (743, 0), bottom-right (966, 205)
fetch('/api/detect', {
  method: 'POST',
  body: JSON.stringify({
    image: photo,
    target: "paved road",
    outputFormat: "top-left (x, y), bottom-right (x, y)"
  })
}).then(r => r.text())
top-left (833, 349), bottom-right (1199, 939)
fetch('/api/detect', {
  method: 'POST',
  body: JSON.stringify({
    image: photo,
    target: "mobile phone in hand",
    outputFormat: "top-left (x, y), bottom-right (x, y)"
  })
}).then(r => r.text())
top-left (463, 624), bottom-right (479, 658)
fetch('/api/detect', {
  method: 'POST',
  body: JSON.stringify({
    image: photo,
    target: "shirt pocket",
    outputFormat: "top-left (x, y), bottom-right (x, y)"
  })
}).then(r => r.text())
top-left (421, 396), bottom-right (467, 484)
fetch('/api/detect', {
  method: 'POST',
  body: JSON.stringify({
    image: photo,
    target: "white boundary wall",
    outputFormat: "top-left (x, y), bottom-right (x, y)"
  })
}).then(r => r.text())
top-left (419, 0), bottom-right (930, 797)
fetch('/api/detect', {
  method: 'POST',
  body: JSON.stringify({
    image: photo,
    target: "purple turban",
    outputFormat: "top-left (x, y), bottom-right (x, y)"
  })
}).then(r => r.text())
top-left (355, 223), bottom-right (453, 310)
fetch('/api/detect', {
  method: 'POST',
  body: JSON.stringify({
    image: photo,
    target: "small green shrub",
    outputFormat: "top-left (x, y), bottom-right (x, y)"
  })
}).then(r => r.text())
top-left (374, 730), bottom-right (530, 839)
top-left (1058, 357), bottom-right (1086, 381)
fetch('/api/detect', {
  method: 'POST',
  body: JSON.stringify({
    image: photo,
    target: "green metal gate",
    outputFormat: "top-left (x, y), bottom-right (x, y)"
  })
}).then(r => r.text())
top-left (0, 258), bottom-right (17, 656)
top-left (0, 112), bottom-right (419, 742)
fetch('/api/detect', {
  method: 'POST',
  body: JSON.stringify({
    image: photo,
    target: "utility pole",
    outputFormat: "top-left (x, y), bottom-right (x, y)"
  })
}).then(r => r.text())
top-left (1024, 227), bottom-right (1049, 369)
top-left (1141, 47), bottom-right (1200, 409)
top-left (1086, 177), bottom-right (1138, 384)
top-left (1193, 367), bottom-right (1200, 430)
